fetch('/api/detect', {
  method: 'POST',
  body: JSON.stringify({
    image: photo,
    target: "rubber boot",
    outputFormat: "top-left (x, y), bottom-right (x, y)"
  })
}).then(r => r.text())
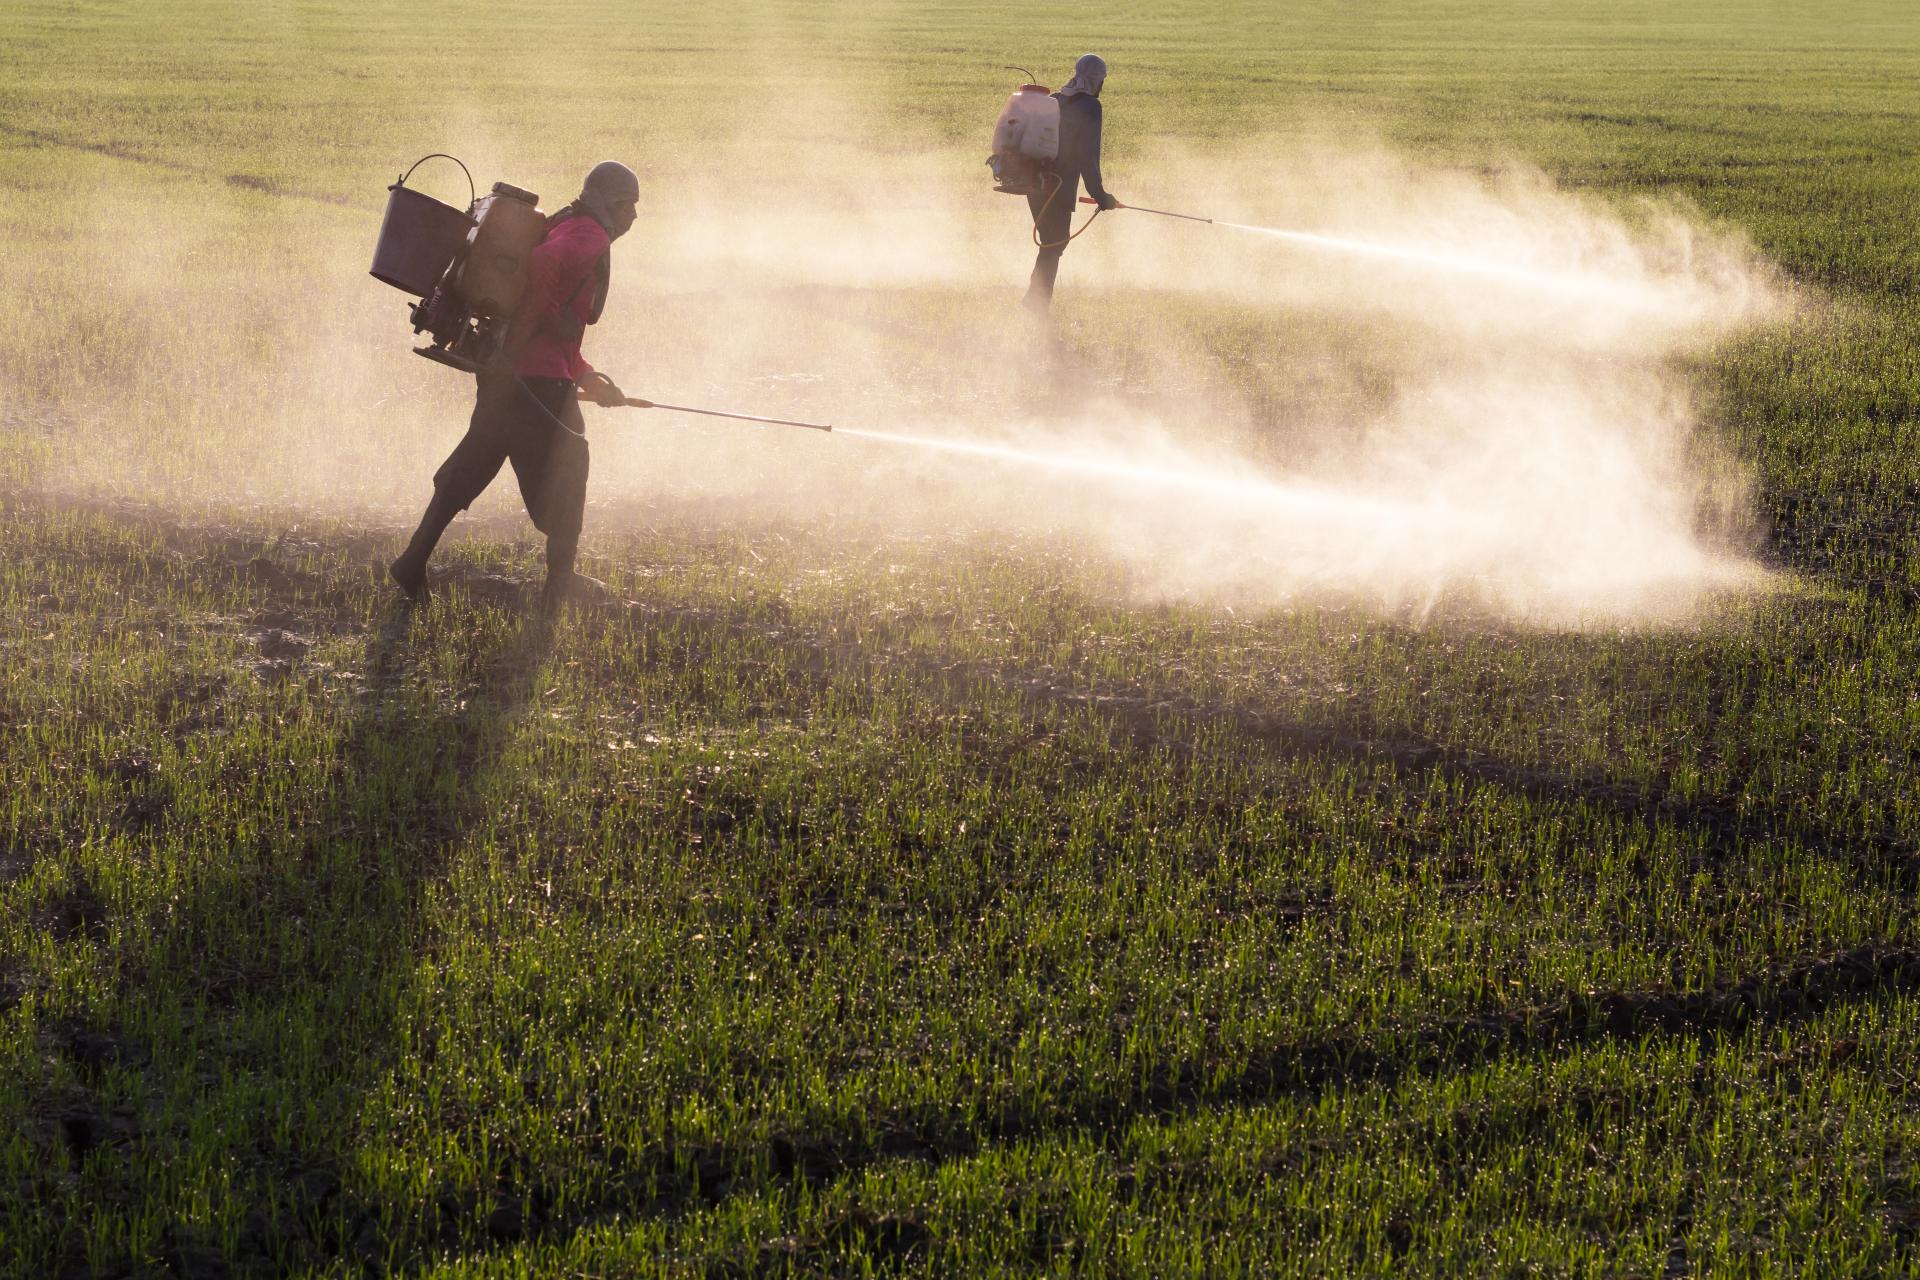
top-left (1023, 247), bottom-right (1061, 315)
top-left (390, 492), bottom-right (458, 602)
top-left (540, 535), bottom-right (581, 616)
top-left (1022, 279), bottom-right (1053, 316)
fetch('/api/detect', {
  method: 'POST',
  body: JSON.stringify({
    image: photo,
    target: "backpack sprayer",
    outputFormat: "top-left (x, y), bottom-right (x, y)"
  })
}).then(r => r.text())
top-left (369, 154), bottom-right (834, 432)
top-left (369, 154), bottom-right (550, 373)
top-left (986, 68), bottom-right (1101, 247)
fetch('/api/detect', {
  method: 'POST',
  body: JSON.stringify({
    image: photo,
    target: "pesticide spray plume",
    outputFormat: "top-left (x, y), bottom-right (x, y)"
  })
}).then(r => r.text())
top-left (573, 116), bottom-right (1787, 628)
top-left (597, 123), bottom-right (1784, 628)
top-left (27, 93), bottom-right (1791, 629)
top-left (813, 394), bottom-right (1761, 627)
top-left (1081, 197), bottom-right (1656, 304)
top-left (836, 425), bottom-right (1410, 528)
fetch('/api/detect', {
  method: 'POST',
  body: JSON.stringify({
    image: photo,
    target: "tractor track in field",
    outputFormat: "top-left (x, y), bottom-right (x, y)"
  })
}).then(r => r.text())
top-left (356, 585), bottom-right (1920, 1262)
top-left (0, 123), bottom-right (357, 208)
top-left (403, 942), bottom-right (1920, 1271)
top-left (924, 656), bottom-right (1920, 893)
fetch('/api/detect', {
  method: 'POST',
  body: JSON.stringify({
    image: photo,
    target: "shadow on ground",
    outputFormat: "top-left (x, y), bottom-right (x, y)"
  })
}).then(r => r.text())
top-left (31, 598), bottom-right (554, 1276)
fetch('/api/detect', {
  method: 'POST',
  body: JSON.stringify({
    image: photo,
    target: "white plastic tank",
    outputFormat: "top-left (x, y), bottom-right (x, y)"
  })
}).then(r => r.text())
top-left (992, 84), bottom-right (1059, 162)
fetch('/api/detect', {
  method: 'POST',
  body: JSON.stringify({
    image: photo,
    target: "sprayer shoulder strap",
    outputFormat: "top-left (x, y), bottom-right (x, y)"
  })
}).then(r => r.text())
top-left (583, 250), bottom-right (610, 324)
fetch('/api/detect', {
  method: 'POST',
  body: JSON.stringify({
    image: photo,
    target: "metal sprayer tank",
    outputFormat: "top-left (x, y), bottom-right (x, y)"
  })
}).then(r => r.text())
top-left (369, 155), bottom-right (478, 298)
top-left (455, 183), bottom-right (546, 318)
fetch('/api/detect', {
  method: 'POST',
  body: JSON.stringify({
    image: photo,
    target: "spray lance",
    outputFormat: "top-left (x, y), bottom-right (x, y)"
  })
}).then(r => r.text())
top-left (502, 388), bottom-right (836, 442)
top-left (617, 397), bottom-right (831, 433)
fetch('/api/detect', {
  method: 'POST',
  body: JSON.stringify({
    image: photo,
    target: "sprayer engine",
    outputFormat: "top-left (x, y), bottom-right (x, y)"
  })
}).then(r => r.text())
top-left (987, 78), bottom-right (1058, 197)
top-left (369, 155), bottom-right (547, 374)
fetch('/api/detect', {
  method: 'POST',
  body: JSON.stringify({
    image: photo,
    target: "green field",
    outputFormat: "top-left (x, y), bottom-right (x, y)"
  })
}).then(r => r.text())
top-left (7, 1), bottom-right (1920, 1274)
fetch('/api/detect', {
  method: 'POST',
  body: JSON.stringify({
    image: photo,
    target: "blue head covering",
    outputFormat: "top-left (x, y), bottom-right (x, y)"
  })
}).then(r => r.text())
top-left (1059, 53), bottom-right (1107, 98)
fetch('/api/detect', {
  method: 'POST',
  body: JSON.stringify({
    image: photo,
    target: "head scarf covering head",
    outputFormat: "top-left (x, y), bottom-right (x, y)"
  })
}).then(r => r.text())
top-left (576, 160), bottom-right (641, 240)
top-left (1059, 53), bottom-right (1107, 98)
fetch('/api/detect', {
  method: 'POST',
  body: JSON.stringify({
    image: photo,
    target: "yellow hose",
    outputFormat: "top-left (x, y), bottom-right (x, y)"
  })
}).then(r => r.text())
top-left (1030, 171), bottom-right (1103, 249)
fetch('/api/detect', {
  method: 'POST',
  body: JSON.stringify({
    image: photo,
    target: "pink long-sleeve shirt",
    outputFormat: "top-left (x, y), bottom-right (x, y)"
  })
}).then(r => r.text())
top-left (504, 214), bottom-right (609, 381)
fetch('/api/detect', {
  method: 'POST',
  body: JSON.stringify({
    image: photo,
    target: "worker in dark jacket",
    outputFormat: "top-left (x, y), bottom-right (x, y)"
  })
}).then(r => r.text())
top-left (391, 160), bottom-right (640, 612)
top-left (1025, 54), bottom-right (1119, 313)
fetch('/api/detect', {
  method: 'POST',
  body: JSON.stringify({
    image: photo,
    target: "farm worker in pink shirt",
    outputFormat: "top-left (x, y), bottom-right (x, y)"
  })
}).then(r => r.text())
top-left (391, 161), bottom-right (640, 612)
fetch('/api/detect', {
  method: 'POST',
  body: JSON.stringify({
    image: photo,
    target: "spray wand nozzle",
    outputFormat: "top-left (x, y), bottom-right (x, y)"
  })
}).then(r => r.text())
top-left (621, 397), bottom-right (833, 433)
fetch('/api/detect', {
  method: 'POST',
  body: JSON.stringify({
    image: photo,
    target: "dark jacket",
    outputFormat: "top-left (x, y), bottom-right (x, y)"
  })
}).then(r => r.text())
top-left (1054, 92), bottom-right (1110, 205)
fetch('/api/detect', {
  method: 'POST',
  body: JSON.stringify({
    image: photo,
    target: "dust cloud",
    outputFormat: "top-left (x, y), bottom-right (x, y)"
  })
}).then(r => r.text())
top-left (19, 103), bottom-right (1787, 627)
top-left (583, 127), bottom-right (1785, 626)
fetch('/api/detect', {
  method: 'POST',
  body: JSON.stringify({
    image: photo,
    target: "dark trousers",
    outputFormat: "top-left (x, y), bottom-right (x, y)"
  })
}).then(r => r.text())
top-left (433, 373), bottom-right (590, 565)
top-left (1025, 178), bottom-right (1078, 309)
